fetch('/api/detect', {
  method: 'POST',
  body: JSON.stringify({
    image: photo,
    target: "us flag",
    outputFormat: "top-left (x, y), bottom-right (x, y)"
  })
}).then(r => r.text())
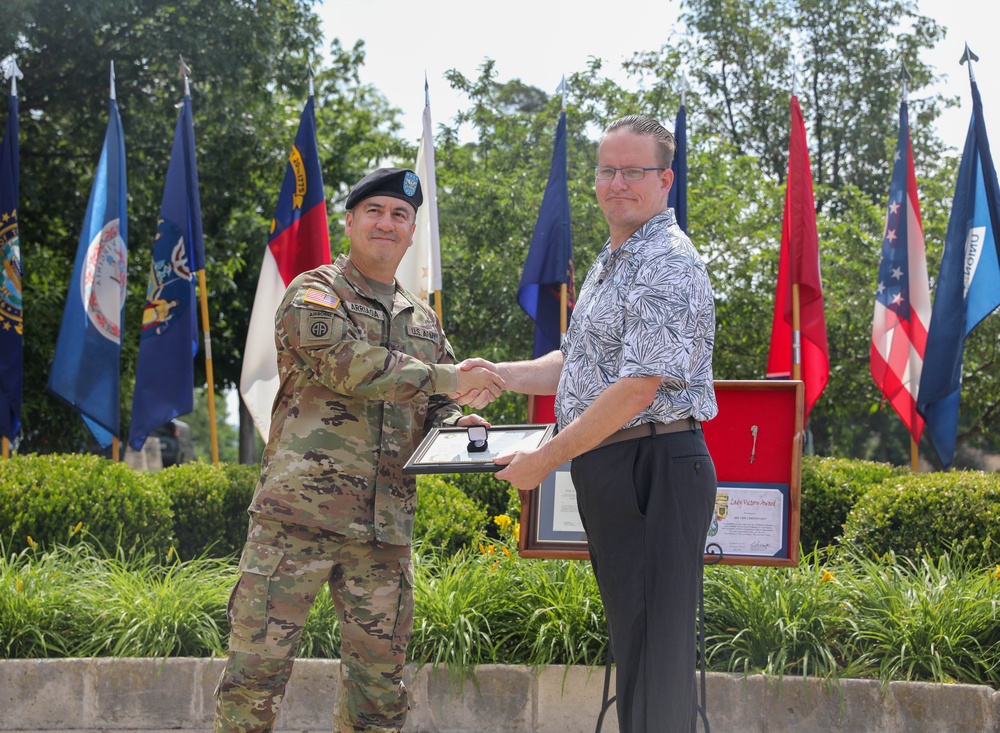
top-left (870, 100), bottom-right (931, 443)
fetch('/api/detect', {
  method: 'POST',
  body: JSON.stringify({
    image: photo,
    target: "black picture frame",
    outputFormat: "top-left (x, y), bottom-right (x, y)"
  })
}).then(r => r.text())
top-left (402, 423), bottom-right (556, 475)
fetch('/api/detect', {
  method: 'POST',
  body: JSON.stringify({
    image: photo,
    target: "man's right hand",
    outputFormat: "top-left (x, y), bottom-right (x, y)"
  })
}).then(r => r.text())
top-left (452, 365), bottom-right (504, 408)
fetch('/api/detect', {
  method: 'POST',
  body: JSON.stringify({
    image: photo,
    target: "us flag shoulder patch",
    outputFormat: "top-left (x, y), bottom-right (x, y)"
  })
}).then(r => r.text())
top-left (304, 288), bottom-right (341, 310)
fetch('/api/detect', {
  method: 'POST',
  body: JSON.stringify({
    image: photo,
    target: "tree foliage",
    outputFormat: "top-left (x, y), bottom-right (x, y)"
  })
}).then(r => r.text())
top-left (6, 0), bottom-right (1000, 469)
top-left (4, 1), bottom-right (408, 455)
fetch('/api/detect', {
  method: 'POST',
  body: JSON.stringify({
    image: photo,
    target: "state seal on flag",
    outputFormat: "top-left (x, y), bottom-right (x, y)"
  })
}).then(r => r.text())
top-left (81, 218), bottom-right (127, 343)
top-left (0, 215), bottom-right (22, 332)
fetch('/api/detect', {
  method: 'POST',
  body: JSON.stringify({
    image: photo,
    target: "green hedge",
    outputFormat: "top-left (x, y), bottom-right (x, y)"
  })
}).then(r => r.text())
top-left (0, 455), bottom-right (491, 559)
top-left (799, 456), bottom-right (905, 550)
top-left (843, 470), bottom-right (1000, 561)
top-left (158, 462), bottom-right (259, 560)
top-left (0, 454), bottom-right (172, 552)
top-left (10, 453), bottom-right (994, 564)
top-left (440, 471), bottom-right (511, 539)
top-left (413, 475), bottom-right (488, 554)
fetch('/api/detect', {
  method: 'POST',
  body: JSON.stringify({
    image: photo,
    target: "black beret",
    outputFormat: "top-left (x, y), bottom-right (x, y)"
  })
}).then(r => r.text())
top-left (345, 167), bottom-right (423, 212)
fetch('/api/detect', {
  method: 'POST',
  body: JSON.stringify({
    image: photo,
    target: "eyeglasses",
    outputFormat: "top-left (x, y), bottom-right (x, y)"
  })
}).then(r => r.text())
top-left (594, 166), bottom-right (667, 181)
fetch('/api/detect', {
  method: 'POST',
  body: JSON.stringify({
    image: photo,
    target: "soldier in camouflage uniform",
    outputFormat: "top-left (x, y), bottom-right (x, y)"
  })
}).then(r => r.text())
top-left (214, 168), bottom-right (503, 733)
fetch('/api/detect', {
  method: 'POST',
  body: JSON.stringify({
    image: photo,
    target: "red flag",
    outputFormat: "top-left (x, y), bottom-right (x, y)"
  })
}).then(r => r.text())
top-left (871, 101), bottom-right (931, 444)
top-left (766, 95), bottom-right (829, 421)
top-left (240, 97), bottom-right (331, 440)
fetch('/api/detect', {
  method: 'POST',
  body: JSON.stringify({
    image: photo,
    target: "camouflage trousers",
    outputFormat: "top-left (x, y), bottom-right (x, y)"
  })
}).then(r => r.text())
top-left (214, 515), bottom-right (414, 733)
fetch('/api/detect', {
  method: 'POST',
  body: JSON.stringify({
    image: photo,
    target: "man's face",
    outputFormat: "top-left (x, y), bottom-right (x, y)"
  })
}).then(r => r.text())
top-left (344, 195), bottom-right (416, 281)
top-left (596, 130), bottom-right (673, 238)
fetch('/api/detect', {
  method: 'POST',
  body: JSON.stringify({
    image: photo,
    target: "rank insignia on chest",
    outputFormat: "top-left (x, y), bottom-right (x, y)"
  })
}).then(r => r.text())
top-left (304, 288), bottom-right (341, 310)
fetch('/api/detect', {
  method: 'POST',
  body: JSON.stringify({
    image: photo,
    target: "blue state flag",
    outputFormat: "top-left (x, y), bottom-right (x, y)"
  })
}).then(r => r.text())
top-left (0, 89), bottom-right (22, 442)
top-left (517, 109), bottom-right (574, 359)
top-left (668, 102), bottom-right (687, 232)
top-left (48, 81), bottom-right (128, 449)
top-left (916, 79), bottom-right (1000, 468)
top-left (128, 93), bottom-right (204, 451)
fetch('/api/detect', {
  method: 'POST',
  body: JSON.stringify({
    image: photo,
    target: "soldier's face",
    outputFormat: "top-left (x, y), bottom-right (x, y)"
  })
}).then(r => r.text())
top-left (345, 196), bottom-right (417, 283)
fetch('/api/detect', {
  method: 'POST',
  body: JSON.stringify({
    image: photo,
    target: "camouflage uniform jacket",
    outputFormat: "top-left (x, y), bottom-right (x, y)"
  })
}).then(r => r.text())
top-left (248, 253), bottom-right (462, 546)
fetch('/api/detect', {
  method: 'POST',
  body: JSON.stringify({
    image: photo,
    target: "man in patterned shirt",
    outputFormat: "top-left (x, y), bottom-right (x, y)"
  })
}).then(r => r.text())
top-left (462, 115), bottom-right (718, 733)
top-left (214, 168), bottom-right (503, 733)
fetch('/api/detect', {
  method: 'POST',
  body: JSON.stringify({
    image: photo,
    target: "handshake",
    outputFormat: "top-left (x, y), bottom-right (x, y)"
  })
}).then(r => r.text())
top-left (450, 358), bottom-right (505, 409)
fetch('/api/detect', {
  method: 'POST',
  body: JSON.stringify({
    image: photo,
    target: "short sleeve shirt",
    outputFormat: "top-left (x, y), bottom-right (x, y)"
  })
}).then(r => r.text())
top-left (555, 210), bottom-right (718, 430)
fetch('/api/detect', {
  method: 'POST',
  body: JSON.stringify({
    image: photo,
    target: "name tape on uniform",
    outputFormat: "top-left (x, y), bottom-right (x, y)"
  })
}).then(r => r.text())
top-left (345, 301), bottom-right (384, 320)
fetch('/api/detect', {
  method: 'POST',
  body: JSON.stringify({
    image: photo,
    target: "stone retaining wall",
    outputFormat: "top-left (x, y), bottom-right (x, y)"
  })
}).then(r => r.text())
top-left (2, 658), bottom-right (998, 733)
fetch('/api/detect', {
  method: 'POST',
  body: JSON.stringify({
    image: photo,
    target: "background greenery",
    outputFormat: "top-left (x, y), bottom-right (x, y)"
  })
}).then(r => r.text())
top-left (3, 0), bottom-right (997, 468)
top-left (2, 453), bottom-right (999, 689)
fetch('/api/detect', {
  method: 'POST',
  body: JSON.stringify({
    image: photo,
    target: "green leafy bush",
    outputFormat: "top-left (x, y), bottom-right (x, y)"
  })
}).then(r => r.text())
top-left (441, 471), bottom-right (512, 539)
top-left (0, 454), bottom-right (172, 552)
top-left (842, 470), bottom-right (1000, 561)
top-left (158, 462), bottom-right (259, 559)
top-left (799, 456), bottom-right (904, 550)
top-left (413, 475), bottom-right (488, 554)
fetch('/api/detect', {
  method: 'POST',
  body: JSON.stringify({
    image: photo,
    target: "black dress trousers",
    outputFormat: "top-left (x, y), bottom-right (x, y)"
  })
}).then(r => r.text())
top-left (571, 427), bottom-right (717, 733)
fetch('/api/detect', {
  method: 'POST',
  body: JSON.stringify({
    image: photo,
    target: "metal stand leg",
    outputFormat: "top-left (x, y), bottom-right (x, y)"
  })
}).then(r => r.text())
top-left (595, 644), bottom-right (616, 733)
top-left (697, 573), bottom-right (711, 733)
top-left (699, 542), bottom-right (724, 732)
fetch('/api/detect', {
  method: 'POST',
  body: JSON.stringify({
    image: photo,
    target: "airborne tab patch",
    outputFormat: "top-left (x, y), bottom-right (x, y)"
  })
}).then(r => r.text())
top-left (304, 288), bottom-right (340, 310)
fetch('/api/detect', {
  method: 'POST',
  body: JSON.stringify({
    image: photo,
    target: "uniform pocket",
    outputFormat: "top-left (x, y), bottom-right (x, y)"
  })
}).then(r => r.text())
top-left (390, 556), bottom-right (415, 655)
top-left (228, 542), bottom-right (285, 643)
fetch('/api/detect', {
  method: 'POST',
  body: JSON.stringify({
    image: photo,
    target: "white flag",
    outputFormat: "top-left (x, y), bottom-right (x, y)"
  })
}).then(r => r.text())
top-left (397, 79), bottom-right (441, 301)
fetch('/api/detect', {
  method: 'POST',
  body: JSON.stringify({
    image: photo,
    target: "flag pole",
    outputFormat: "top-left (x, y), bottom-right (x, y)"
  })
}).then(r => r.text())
top-left (1, 58), bottom-right (19, 460)
top-left (110, 61), bottom-right (121, 464)
top-left (790, 65), bottom-right (803, 383)
top-left (899, 63), bottom-right (920, 473)
top-left (181, 59), bottom-right (220, 464)
top-left (425, 77), bottom-right (444, 323)
top-left (558, 76), bottom-right (569, 340)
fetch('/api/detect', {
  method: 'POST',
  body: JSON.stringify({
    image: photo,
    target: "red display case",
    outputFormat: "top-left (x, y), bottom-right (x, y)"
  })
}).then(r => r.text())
top-left (518, 380), bottom-right (804, 567)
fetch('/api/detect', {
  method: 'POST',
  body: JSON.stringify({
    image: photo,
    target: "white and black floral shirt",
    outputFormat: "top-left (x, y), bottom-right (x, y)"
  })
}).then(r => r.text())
top-left (555, 210), bottom-right (718, 431)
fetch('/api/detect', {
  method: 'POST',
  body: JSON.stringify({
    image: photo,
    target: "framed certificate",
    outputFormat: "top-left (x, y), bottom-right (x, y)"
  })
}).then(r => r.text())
top-left (402, 423), bottom-right (556, 474)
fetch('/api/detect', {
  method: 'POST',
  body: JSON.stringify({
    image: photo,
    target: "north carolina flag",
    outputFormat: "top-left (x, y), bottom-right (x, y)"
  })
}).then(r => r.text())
top-left (128, 91), bottom-right (204, 451)
top-left (870, 101), bottom-right (931, 445)
top-left (48, 67), bottom-right (128, 448)
top-left (0, 84), bottom-right (22, 442)
top-left (240, 96), bottom-right (330, 440)
top-left (397, 78), bottom-right (441, 302)
top-left (518, 109), bottom-right (575, 423)
top-left (767, 95), bottom-right (829, 421)
top-left (916, 78), bottom-right (1000, 468)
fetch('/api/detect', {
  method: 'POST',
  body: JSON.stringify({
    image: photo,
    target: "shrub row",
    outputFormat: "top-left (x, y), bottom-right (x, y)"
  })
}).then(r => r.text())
top-left (0, 455), bottom-right (487, 559)
top-left (802, 455), bottom-right (1000, 562)
top-left (2, 453), bottom-right (999, 563)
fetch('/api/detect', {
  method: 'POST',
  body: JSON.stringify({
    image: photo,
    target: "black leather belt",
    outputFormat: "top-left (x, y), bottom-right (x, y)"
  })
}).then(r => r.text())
top-left (595, 417), bottom-right (702, 449)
